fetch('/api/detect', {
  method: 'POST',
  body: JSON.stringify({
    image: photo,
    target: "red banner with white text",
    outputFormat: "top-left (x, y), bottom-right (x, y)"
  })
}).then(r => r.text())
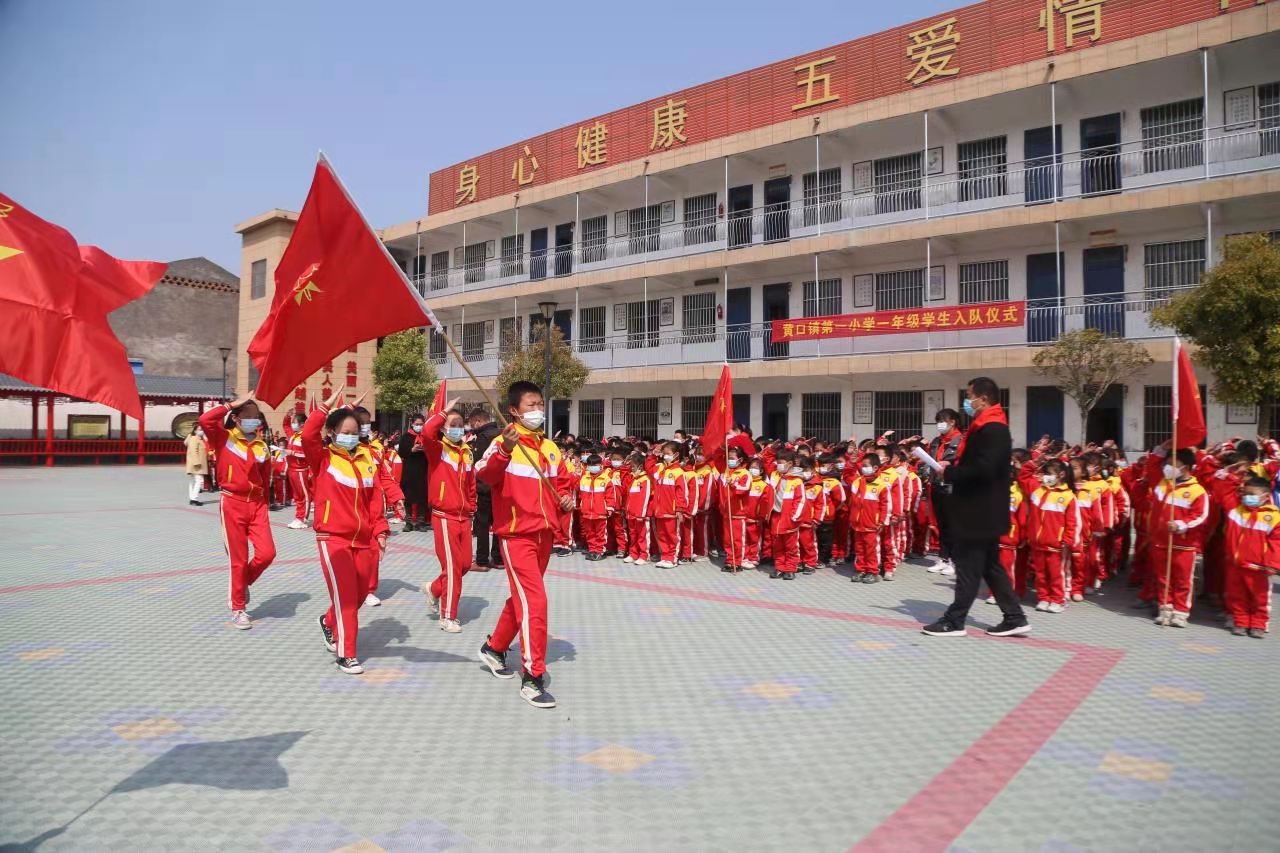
top-left (770, 301), bottom-right (1025, 343)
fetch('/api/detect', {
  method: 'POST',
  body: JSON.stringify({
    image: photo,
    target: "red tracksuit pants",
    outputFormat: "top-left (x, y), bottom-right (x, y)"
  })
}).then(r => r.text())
top-left (580, 516), bottom-right (608, 554)
top-left (771, 526), bottom-right (799, 574)
top-left (879, 525), bottom-right (899, 573)
top-left (1014, 546), bottom-right (1031, 597)
top-left (626, 517), bottom-right (651, 561)
top-left (288, 467), bottom-right (311, 521)
top-left (554, 509), bottom-right (572, 548)
top-left (1031, 549), bottom-right (1066, 606)
top-left (679, 516), bottom-right (694, 559)
top-left (984, 545), bottom-right (1017, 596)
top-left (691, 512), bottom-right (710, 557)
top-left (747, 521), bottom-right (764, 563)
top-left (492, 530), bottom-right (553, 678)
top-left (799, 525), bottom-right (818, 566)
top-left (853, 529), bottom-right (881, 576)
top-left (219, 497), bottom-right (276, 611)
top-left (1150, 545), bottom-right (1197, 614)
top-left (721, 515), bottom-right (748, 567)
top-left (832, 510), bottom-right (850, 559)
top-left (318, 539), bottom-right (376, 658)
top-left (429, 513), bottom-right (473, 621)
top-left (607, 512), bottom-right (627, 554)
top-left (1225, 565), bottom-right (1272, 631)
top-left (654, 516), bottom-right (680, 563)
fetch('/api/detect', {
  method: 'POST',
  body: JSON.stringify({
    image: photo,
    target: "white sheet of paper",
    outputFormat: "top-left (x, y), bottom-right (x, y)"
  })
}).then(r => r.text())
top-left (911, 445), bottom-right (944, 473)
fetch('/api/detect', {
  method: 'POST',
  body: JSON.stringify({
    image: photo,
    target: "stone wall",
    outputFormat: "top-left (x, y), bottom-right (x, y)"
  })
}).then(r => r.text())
top-left (108, 280), bottom-right (238, 381)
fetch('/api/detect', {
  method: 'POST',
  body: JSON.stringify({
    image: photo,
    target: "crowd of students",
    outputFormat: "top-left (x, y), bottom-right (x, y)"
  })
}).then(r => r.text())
top-left (194, 381), bottom-right (1280, 708)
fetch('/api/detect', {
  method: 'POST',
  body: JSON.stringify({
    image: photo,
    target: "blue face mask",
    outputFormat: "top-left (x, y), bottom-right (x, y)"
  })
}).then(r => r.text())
top-left (727, 458), bottom-right (741, 469)
top-left (961, 399), bottom-right (975, 418)
top-left (239, 418), bottom-right (261, 434)
top-left (445, 426), bottom-right (465, 442)
top-left (1242, 494), bottom-right (1264, 508)
top-left (334, 434), bottom-right (360, 451)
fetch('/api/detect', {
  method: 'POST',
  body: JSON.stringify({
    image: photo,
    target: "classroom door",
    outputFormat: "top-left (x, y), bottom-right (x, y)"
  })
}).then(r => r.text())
top-left (763, 177), bottom-right (791, 243)
top-left (728, 185), bottom-right (753, 248)
top-left (1080, 113), bottom-right (1121, 196)
top-left (762, 393), bottom-right (789, 440)
top-left (726, 287), bottom-right (752, 362)
top-left (1086, 384), bottom-right (1124, 447)
top-left (553, 222), bottom-right (574, 276)
top-left (529, 228), bottom-right (548, 281)
top-left (732, 394), bottom-right (751, 434)
top-left (1026, 252), bottom-right (1064, 344)
top-left (1083, 245), bottom-right (1125, 337)
top-left (1025, 386), bottom-right (1065, 445)
top-left (762, 283), bottom-right (790, 360)
top-left (1024, 125), bottom-right (1062, 203)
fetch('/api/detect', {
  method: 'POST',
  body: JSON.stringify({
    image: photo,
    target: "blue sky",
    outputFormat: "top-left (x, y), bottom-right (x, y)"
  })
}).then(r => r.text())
top-left (2, 0), bottom-right (958, 272)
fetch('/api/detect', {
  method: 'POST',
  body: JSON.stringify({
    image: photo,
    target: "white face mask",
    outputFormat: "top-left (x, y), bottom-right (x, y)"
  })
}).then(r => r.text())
top-left (610, 459), bottom-right (623, 468)
top-left (800, 471), bottom-right (813, 481)
top-left (836, 461), bottom-right (845, 470)
top-left (749, 468), bottom-right (762, 478)
top-left (776, 463), bottom-right (790, 474)
top-left (520, 410), bottom-right (545, 430)
top-left (1163, 464), bottom-right (1179, 481)
top-left (861, 465), bottom-right (875, 476)
top-left (819, 466), bottom-right (831, 475)
top-left (587, 465), bottom-right (601, 474)
top-left (662, 454), bottom-right (675, 464)
top-left (937, 422), bottom-right (949, 433)
top-left (1041, 474), bottom-right (1058, 487)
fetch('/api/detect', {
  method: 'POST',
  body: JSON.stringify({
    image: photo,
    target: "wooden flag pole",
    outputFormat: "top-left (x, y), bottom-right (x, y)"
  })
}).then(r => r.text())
top-left (1161, 337), bottom-right (1178, 626)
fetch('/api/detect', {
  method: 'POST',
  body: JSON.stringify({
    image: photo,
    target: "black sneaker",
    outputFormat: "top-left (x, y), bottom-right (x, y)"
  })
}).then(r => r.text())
top-left (782, 572), bottom-right (795, 581)
top-left (189, 499), bottom-right (201, 506)
top-left (801, 566), bottom-right (816, 575)
top-left (1248, 628), bottom-right (1266, 639)
top-left (478, 639), bottom-right (516, 679)
top-left (861, 573), bottom-right (880, 584)
top-left (519, 672), bottom-right (556, 708)
top-left (771, 570), bottom-right (783, 579)
top-left (335, 656), bottom-right (364, 674)
top-left (921, 619), bottom-right (967, 637)
top-left (721, 565), bottom-right (733, 573)
top-left (403, 521), bottom-right (416, 532)
top-left (986, 618), bottom-right (1031, 637)
top-left (318, 614), bottom-right (336, 653)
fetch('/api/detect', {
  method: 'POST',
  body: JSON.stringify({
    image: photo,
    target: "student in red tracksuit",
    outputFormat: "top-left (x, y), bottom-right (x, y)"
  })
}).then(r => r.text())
top-left (744, 460), bottom-right (772, 569)
top-left (353, 406), bottom-right (405, 608)
top-left (849, 452), bottom-right (890, 583)
top-left (303, 390), bottom-right (390, 674)
top-left (817, 454), bottom-right (845, 566)
top-left (648, 442), bottom-right (689, 569)
top-left (623, 452), bottom-right (653, 565)
top-left (797, 458), bottom-right (822, 573)
top-left (769, 461), bottom-right (806, 579)
top-left (554, 448), bottom-right (582, 556)
top-left (1214, 475), bottom-right (1280, 637)
top-left (832, 453), bottom-right (855, 562)
top-left (692, 450), bottom-right (715, 560)
top-left (1069, 458), bottom-right (1104, 603)
top-left (475, 381), bottom-right (574, 709)
top-left (283, 413), bottom-right (313, 530)
top-left (678, 452), bottom-right (699, 562)
top-left (718, 446), bottom-right (753, 573)
top-left (1018, 459), bottom-right (1080, 613)
top-left (199, 393), bottom-right (277, 630)
top-left (985, 479), bottom-right (1026, 604)
top-left (877, 461), bottom-right (903, 579)
top-left (578, 454), bottom-right (616, 560)
top-left (420, 401), bottom-right (477, 632)
top-left (1144, 445), bottom-right (1210, 627)
top-left (606, 448), bottom-right (629, 556)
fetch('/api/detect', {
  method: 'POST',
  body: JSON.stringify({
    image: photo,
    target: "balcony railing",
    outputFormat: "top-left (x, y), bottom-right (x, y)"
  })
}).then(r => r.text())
top-left (411, 124), bottom-right (1277, 296)
top-left (429, 288), bottom-right (1192, 380)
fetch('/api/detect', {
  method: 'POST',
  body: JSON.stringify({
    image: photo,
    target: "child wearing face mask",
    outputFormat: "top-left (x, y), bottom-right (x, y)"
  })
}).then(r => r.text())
top-left (606, 448), bottom-right (630, 557)
top-left (717, 447), bottom-right (753, 572)
top-left (419, 401), bottom-right (476, 632)
top-left (398, 415), bottom-right (429, 532)
top-left (198, 392), bottom-right (278, 630)
top-left (797, 457), bottom-right (822, 574)
top-left (283, 413), bottom-right (314, 529)
top-left (1017, 458), bottom-right (1080, 613)
top-left (354, 408), bottom-right (406, 607)
top-left (849, 452), bottom-right (890, 583)
top-left (831, 446), bottom-right (855, 563)
top-left (743, 459), bottom-right (772, 569)
top-left (552, 443), bottom-right (582, 556)
top-left (303, 388), bottom-right (390, 674)
top-left (623, 452), bottom-right (653, 565)
top-left (577, 453), bottom-right (616, 560)
top-left (646, 442), bottom-right (689, 568)
top-left (1142, 444), bottom-right (1210, 627)
top-left (891, 450), bottom-right (921, 565)
top-left (691, 448), bottom-right (716, 561)
top-left (769, 451), bottom-right (806, 579)
top-left (678, 449), bottom-right (700, 563)
top-left (1209, 474), bottom-right (1280, 638)
top-left (817, 454), bottom-right (845, 567)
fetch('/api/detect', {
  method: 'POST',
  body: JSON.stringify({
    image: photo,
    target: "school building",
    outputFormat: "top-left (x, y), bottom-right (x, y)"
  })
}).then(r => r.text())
top-left (236, 0), bottom-right (1280, 451)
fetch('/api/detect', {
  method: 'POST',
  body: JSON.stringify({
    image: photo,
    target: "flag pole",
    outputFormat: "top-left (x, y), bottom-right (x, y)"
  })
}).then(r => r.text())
top-left (1161, 336), bottom-right (1177, 625)
top-left (721, 363), bottom-right (742, 573)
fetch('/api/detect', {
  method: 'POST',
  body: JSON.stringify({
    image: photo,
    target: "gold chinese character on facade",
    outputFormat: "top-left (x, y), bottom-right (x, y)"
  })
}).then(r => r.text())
top-left (650, 99), bottom-right (688, 150)
top-left (792, 56), bottom-right (840, 112)
top-left (781, 322), bottom-right (795, 339)
top-left (512, 145), bottom-right (540, 186)
top-left (1039, 0), bottom-right (1105, 53)
top-left (576, 121), bottom-right (608, 169)
top-left (906, 17), bottom-right (961, 86)
top-left (455, 165), bottom-right (478, 205)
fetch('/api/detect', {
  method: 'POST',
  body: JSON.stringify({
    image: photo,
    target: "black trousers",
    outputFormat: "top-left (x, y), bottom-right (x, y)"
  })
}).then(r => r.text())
top-left (473, 514), bottom-right (503, 565)
top-left (931, 488), bottom-right (953, 561)
top-left (943, 537), bottom-right (1025, 626)
top-left (816, 522), bottom-right (834, 563)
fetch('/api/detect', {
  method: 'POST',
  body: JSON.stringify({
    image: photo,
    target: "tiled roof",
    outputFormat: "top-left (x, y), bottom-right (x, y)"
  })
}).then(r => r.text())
top-left (160, 257), bottom-right (239, 293)
top-left (0, 373), bottom-right (230, 401)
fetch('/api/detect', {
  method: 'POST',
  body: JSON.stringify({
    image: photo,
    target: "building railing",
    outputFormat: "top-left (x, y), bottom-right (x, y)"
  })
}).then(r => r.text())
top-left (410, 124), bottom-right (1278, 296)
top-left (428, 288), bottom-right (1192, 380)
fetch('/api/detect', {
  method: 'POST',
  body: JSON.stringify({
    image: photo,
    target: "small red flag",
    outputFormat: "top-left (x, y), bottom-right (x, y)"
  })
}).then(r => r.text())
top-left (248, 155), bottom-right (439, 407)
top-left (1173, 337), bottom-right (1207, 449)
top-left (429, 379), bottom-right (449, 417)
top-left (0, 192), bottom-right (165, 419)
top-left (700, 364), bottom-right (734, 472)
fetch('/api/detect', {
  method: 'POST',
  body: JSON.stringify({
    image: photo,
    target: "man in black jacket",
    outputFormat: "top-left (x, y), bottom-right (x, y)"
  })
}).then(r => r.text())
top-left (922, 377), bottom-right (1030, 638)
top-left (468, 407), bottom-right (502, 569)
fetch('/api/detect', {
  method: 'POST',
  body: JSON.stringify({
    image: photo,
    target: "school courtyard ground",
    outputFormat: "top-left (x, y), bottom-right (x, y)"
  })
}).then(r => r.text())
top-left (1, 466), bottom-right (1278, 852)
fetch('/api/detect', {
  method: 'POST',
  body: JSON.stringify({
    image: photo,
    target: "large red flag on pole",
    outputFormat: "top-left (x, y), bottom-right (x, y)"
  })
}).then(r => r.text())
top-left (248, 154), bottom-right (439, 407)
top-left (1172, 337), bottom-right (1207, 450)
top-left (701, 364), bottom-right (734, 472)
top-left (0, 192), bottom-right (165, 419)
top-left (429, 378), bottom-right (449, 416)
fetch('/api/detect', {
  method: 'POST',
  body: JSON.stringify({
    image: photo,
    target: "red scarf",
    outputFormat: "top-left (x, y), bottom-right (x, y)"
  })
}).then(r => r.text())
top-left (954, 404), bottom-right (1008, 463)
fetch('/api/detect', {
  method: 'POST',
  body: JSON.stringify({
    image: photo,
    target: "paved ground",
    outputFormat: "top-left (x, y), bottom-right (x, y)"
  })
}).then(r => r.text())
top-left (0, 466), bottom-right (1277, 852)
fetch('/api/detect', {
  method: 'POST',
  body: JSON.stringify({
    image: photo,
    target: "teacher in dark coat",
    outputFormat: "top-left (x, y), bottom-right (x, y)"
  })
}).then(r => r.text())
top-left (922, 377), bottom-right (1030, 638)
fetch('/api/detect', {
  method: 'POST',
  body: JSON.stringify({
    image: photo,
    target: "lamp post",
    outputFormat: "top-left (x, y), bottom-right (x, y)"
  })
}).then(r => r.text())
top-left (218, 347), bottom-right (232, 399)
top-left (538, 301), bottom-right (558, 421)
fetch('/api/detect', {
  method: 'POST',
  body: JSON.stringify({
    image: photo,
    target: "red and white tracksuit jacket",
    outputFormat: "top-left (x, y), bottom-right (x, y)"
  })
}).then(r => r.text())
top-left (418, 414), bottom-right (477, 621)
top-left (1019, 471), bottom-right (1082, 607)
top-left (799, 479), bottom-right (824, 566)
top-left (199, 405), bottom-right (276, 612)
top-left (1220, 492), bottom-right (1280, 631)
top-left (286, 431), bottom-right (312, 521)
top-left (691, 464), bottom-right (715, 557)
top-left (745, 477), bottom-right (773, 562)
top-left (770, 474), bottom-right (806, 574)
top-left (717, 467), bottom-right (752, 567)
top-left (624, 471), bottom-right (653, 562)
top-left (302, 406), bottom-right (390, 658)
top-left (849, 475), bottom-right (889, 576)
top-left (607, 464), bottom-right (629, 553)
top-left (994, 483), bottom-right (1027, 587)
top-left (1143, 451), bottom-right (1210, 615)
top-left (578, 470), bottom-right (618, 554)
top-left (648, 459), bottom-right (690, 563)
top-left (475, 424), bottom-right (565, 677)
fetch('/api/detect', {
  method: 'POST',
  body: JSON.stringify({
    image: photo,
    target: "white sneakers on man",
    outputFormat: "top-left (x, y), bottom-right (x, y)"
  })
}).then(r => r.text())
top-left (928, 559), bottom-right (956, 576)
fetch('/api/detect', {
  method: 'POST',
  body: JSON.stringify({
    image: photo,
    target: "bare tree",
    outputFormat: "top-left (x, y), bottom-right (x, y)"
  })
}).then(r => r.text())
top-left (1032, 329), bottom-right (1153, 443)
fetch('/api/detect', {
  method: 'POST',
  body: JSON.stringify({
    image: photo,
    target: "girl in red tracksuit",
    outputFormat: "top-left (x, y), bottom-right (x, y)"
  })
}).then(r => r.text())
top-left (1212, 474), bottom-right (1280, 637)
top-left (606, 449), bottom-right (629, 556)
top-left (199, 395), bottom-right (276, 630)
top-left (718, 446), bottom-right (753, 573)
top-left (1019, 459), bottom-right (1081, 612)
top-left (849, 453), bottom-right (890, 582)
top-left (624, 452), bottom-right (653, 565)
top-left (648, 443), bottom-right (689, 568)
top-left (303, 393), bottom-right (390, 674)
top-left (744, 460), bottom-right (772, 569)
top-left (678, 451), bottom-right (700, 562)
top-left (798, 459), bottom-right (823, 573)
top-left (420, 404), bottom-right (477, 632)
top-left (770, 465), bottom-right (806, 579)
top-left (578, 454), bottom-right (617, 559)
top-left (986, 480), bottom-right (1026, 603)
top-left (1143, 446), bottom-right (1210, 626)
top-left (284, 414), bottom-right (313, 529)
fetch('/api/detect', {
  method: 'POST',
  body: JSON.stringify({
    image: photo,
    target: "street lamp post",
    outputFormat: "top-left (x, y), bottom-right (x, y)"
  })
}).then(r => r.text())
top-left (218, 347), bottom-right (232, 399)
top-left (537, 301), bottom-right (558, 423)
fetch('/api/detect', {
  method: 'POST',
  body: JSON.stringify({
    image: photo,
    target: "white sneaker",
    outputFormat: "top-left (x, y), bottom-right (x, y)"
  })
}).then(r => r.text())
top-left (1169, 612), bottom-right (1189, 628)
top-left (439, 618), bottom-right (462, 633)
top-left (634, 559), bottom-right (648, 566)
top-left (622, 556), bottom-right (634, 564)
top-left (421, 584), bottom-right (440, 613)
top-left (336, 656), bottom-right (364, 674)
top-left (1046, 603), bottom-right (1065, 613)
top-left (1154, 609), bottom-right (1172, 626)
top-left (691, 555), bottom-right (705, 562)
top-left (927, 561), bottom-right (944, 574)
top-left (741, 560), bottom-right (756, 569)
top-left (389, 516), bottom-right (404, 525)
top-left (229, 610), bottom-right (253, 630)
top-left (985, 595), bottom-right (997, 605)
top-left (940, 562), bottom-right (956, 577)
top-left (883, 571), bottom-right (894, 581)
top-left (364, 593), bottom-right (381, 607)
top-left (655, 560), bottom-right (675, 569)
top-left (1035, 601), bottom-right (1050, 612)
top-left (287, 519), bottom-right (307, 530)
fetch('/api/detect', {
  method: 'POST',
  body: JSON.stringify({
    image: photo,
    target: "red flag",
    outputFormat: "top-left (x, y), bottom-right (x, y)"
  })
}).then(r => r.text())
top-left (0, 192), bottom-right (165, 419)
top-left (248, 154), bottom-right (439, 407)
top-left (1173, 337), bottom-right (1207, 449)
top-left (429, 379), bottom-right (449, 416)
top-left (701, 364), bottom-right (733, 472)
